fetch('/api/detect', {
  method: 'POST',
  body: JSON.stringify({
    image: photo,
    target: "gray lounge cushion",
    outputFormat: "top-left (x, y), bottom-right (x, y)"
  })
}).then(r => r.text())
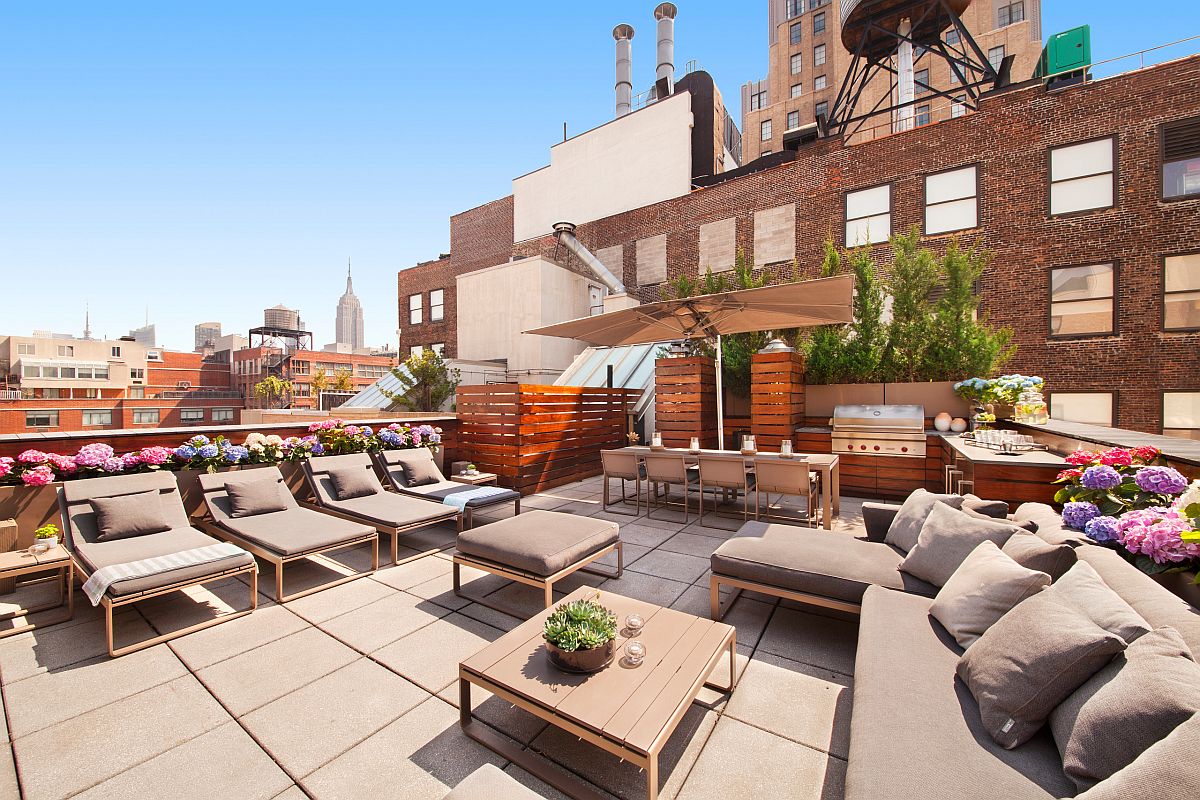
top-left (401, 480), bottom-right (520, 507)
top-left (1047, 561), bottom-right (1151, 643)
top-left (226, 476), bottom-right (290, 518)
top-left (962, 494), bottom-right (1009, 518)
top-left (442, 764), bottom-right (543, 800)
top-left (711, 521), bottom-right (937, 605)
top-left (957, 590), bottom-right (1127, 749)
top-left (218, 507), bottom-right (375, 555)
top-left (327, 466), bottom-right (380, 500)
top-left (1050, 626), bottom-right (1200, 791)
top-left (89, 490), bottom-right (173, 542)
top-left (899, 503), bottom-right (1021, 586)
top-left (884, 489), bottom-right (965, 553)
top-left (327, 491), bottom-right (456, 528)
top-left (929, 541), bottom-right (1050, 648)
top-left (73, 526), bottom-right (254, 597)
top-left (1073, 714), bottom-right (1200, 800)
top-left (456, 510), bottom-right (617, 577)
top-left (1002, 531), bottom-right (1077, 581)
top-left (846, 586), bottom-right (1075, 800)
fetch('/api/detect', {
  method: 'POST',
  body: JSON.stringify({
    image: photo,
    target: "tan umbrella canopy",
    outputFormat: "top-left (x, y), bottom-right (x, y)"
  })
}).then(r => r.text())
top-left (526, 274), bottom-right (856, 448)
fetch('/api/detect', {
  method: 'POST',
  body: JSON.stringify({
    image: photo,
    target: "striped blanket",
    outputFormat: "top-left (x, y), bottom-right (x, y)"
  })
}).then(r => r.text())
top-left (442, 485), bottom-right (512, 512)
top-left (81, 542), bottom-right (247, 606)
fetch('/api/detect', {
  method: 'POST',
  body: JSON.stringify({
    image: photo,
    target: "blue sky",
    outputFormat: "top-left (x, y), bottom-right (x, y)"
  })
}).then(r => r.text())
top-left (1, 1), bottom-right (1194, 351)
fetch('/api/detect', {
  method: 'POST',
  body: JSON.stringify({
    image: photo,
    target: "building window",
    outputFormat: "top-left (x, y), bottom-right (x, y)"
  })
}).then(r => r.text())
top-left (946, 28), bottom-right (960, 45)
top-left (130, 368), bottom-right (145, 382)
top-left (761, 150), bottom-right (773, 156)
top-left (1164, 253), bottom-right (1200, 331)
top-left (790, 53), bottom-right (802, 75)
top-left (431, 343), bottom-right (446, 357)
top-left (17, 343), bottom-right (35, 355)
top-left (111, 346), bottom-right (121, 358)
top-left (815, 100), bottom-right (829, 121)
top-left (749, 90), bottom-right (767, 111)
top-left (409, 294), bottom-right (423, 324)
top-left (409, 345), bottom-right (424, 358)
top-left (25, 411), bottom-right (58, 428)
top-left (57, 345), bottom-right (74, 357)
top-left (925, 165), bottom-right (978, 234)
top-left (22, 365), bottom-right (38, 378)
top-left (813, 12), bottom-right (825, 34)
top-left (1050, 392), bottom-right (1113, 427)
top-left (80, 388), bottom-right (99, 399)
top-left (790, 83), bottom-right (802, 99)
top-left (213, 408), bottom-right (234, 422)
top-left (82, 409), bottom-right (112, 426)
top-left (785, 0), bottom-right (804, 19)
top-left (951, 97), bottom-right (966, 118)
top-left (59, 367), bottom-right (75, 378)
top-left (998, 1), bottom-right (1025, 28)
top-left (790, 21), bottom-right (803, 45)
top-left (988, 46), bottom-right (1006, 73)
top-left (1049, 137), bottom-right (1116, 216)
top-left (356, 363), bottom-right (388, 378)
top-left (132, 409), bottom-right (160, 424)
top-left (787, 111), bottom-right (800, 130)
top-left (128, 386), bottom-right (145, 399)
top-left (1162, 116), bottom-right (1200, 200)
top-left (845, 184), bottom-right (891, 246)
top-left (914, 68), bottom-right (930, 94)
top-left (180, 409), bottom-right (204, 423)
top-left (1049, 263), bottom-right (1115, 337)
top-left (814, 44), bottom-right (826, 67)
top-left (761, 119), bottom-right (772, 141)
top-left (814, 75), bottom-right (827, 91)
top-left (1163, 392), bottom-right (1200, 440)
top-left (41, 388), bottom-right (62, 399)
top-left (915, 103), bottom-right (931, 127)
top-left (430, 289), bottom-right (444, 322)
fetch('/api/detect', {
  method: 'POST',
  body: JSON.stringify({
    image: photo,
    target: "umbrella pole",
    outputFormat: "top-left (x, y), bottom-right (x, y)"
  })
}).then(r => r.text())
top-left (715, 334), bottom-right (725, 450)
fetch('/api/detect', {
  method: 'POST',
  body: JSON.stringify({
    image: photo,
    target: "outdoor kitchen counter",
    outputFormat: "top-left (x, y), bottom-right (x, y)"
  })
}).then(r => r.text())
top-left (1004, 419), bottom-right (1200, 470)
top-left (939, 433), bottom-right (1067, 467)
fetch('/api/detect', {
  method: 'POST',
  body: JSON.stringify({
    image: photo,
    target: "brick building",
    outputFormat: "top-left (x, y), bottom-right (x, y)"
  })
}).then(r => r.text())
top-left (394, 54), bottom-right (1200, 437)
top-left (232, 347), bottom-right (396, 410)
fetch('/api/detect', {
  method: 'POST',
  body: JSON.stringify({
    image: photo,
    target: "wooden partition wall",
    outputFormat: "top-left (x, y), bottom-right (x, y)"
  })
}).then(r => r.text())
top-left (654, 357), bottom-right (718, 448)
top-left (456, 384), bottom-right (640, 495)
top-left (750, 351), bottom-right (806, 450)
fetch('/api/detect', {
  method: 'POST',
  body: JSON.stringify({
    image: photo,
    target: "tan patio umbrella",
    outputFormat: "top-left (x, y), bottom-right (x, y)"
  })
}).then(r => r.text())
top-left (526, 274), bottom-right (855, 448)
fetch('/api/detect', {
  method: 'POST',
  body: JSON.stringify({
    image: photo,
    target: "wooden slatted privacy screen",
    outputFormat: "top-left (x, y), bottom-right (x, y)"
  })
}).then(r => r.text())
top-left (654, 357), bottom-right (718, 448)
top-left (750, 351), bottom-right (806, 450)
top-left (456, 384), bottom-right (640, 495)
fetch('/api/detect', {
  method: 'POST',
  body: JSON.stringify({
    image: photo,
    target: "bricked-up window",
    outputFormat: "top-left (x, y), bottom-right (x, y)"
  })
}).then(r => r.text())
top-left (25, 411), bottom-right (58, 428)
top-left (1050, 392), bottom-right (1113, 427)
top-left (790, 83), bottom-right (802, 99)
top-left (431, 343), bottom-right (446, 357)
top-left (1162, 116), bottom-right (1200, 200)
top-left (1049, 263), bottom-right (1115, 336)
top-left (998, 2), bottom-right (1024, 27)
top-left (409, 294), bottom-right (422, 324)
top-left (761, 119), bottom-right (772, 141)
top-left (915, 104), bottom-right (931, 127)
top-left (925, 165), bottom-right (978, 234)
top-left (790, 53), bottom-right (802, 75)
top-left (1049, 137), bottom-right (1116, 215)
top-left (180, 409), bottom-right (204, 423)
top-left (787, 111), bottom-right (800, 130)
top-left (813, 12), bottom-right (825, 34)
top-left (814, 44), bottom-right (826, 67)
top-left (845, 185), bottom-right (891, 246)
top-left (1164, 253), bottom-right (1200, 331)
top-left (430, 289), bottom-right (444, 322)
top-left (1163, 392), bottom-right (1200, 440)
top-left (814, 75), bottom-right (827, 91)
top-left (213, 408), bottom-right (234, 422)
top-left (81, 409), bottom-right (112, 426)
top-left (790, 22), bottom-right (802, 45)
top-left (915, 69), bottom-right (930, 94)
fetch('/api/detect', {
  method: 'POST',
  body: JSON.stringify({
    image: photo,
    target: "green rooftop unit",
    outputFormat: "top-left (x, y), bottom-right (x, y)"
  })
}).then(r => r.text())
top-left (1036, 25), bottom-right (1092, 81)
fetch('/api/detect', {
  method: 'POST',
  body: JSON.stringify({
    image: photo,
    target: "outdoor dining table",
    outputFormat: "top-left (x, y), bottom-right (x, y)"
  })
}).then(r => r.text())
top-left (618, 446), bottom-right (841, 530)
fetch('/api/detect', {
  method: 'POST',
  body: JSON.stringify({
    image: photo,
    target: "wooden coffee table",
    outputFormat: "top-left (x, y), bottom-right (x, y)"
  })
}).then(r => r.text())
top-left (451, 471), bottom-right (498, 486)
top-left (459, 586), bottom-right (736, 800)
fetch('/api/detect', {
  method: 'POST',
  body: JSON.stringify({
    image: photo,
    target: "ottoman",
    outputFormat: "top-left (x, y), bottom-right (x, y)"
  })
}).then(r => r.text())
top-left (452, 510), bottom-right (623, 608)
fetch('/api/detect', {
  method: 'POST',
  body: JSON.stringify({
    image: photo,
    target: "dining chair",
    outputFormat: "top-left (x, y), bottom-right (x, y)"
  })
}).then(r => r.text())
top-left (697, 455), bottom-right (755, 527)
top-left (642, 453), bottom-right (699, 522)
top-left (753, 458), bottom-right (821, 527)
top-left (600, 450), bottom-right (644, 516)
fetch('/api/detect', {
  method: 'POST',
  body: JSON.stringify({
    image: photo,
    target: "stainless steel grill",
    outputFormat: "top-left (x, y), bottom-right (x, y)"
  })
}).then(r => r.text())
top-left (831, 404), bottom-right (926, 458)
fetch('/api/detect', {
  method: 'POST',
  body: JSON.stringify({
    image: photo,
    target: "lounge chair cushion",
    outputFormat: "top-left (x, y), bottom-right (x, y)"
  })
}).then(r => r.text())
top-left (956, 589), bottom-right (1127, 749)
top-left (1073, 715), bottom-right (1200, 800)
top-left (884, 489), bottom-right (965, 553)
top-left (456, 510), bottom-right (618, 577)
top-left (327, 466), bottom-right (381, 500)
top-left (226, 476), bottom-right (291, 518)
top-left (899, 503), bottom-right (1022, 587)
top-left (325, 491), bottom-right (456, 528)
top-left (217, 507), bottom-right (375, 555)
top-left (1002, 531), bottom-right (1077, 581)
top-left (402, 481), bottom-right (521, 507)
top-left (442, 764), bottom-right (543, 800)
top-left (710, 521), bottom-right (937, 605)
top-left (1048, 561), bottom-right (1151, 643)
top-left (847, 586), bottom-right (1076, 800)
top-left (928, 541), bottom-right (1050, 648)
top-left (89, 490), bottom-right (173, 542)
top-left (1049, 626), bottom-right (1200, 791)
top-left (400, 455), bottom-right (441, 487)
top-left (73, 526), bottom-right (254, 597)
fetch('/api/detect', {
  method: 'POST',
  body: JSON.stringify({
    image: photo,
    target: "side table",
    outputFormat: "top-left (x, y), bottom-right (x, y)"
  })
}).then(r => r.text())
top-left (0, 549), bottom-right (74, 638)
top-left (451, 472), bottom-right (498, 486)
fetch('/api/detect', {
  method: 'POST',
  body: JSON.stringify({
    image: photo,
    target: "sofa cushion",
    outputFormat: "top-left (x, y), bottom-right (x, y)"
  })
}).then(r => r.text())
top-left (884, 489), bottom-right (965, 553)
top-left (711, 521), bottom-right (936, 605)
top-left (73, 526), bottom-right (254, 597)
top-left (1050, 626), bottom-right (1200, 791)
top-left (846, 585), bottom-right (1074, 800)
top-left (900, 503), bottom-right (1021, 586)
top-left (327, 466), bottom-right (380, 500)
top-left (957, 590), bottom-right (1127, 749)
top-left (89, 490), bottom-right (173, 542)
top-left (226, 476), bottom-right (290, 518)
top-left (1047, 561), bottom-right (1151, 643)
top-left (1013, 502), bottom-right (1089, 547)
top-left (456, 510), bottom-right (618, 577)
top-left (929, 541), bottom-right (1050, 648)
top-left (1002, 531), bottom-right (1077, 581)
top-left (964, 506), bottom-right (1038, 532)
top-left (1072, 715), bottom-right (1200, 800)
top-left (962, 494), bottom-right (1009, 518)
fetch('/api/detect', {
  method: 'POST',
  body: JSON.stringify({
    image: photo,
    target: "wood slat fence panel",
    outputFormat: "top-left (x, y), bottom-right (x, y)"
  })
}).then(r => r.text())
top-left (655, 357), bottom-right (717, 449)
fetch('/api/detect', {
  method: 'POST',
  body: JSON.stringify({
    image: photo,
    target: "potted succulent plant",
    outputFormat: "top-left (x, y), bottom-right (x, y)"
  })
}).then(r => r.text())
top-left (543, 597), bottom-right (618, 674)
top-left (34, 523), bottom-right (60, 550)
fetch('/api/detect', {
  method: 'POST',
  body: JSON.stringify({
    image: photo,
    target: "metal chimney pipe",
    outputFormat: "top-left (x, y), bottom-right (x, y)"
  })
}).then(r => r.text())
top-left (613, 24), bottom-right (635, 117)
top-left (552, 222), bottom-right (626, 295)
top-left (654, 3), bottom-right (677, 94)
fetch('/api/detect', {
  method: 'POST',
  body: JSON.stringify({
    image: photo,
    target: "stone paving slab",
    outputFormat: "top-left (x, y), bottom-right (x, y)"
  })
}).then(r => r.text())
top-left (319, 590), bottom-right (450, 653)
top-left (757, 606), bottom-right (859, 677)
top-left (167, 602), bottom-right (305, 671)
top-left (0, 610), bottom-right (152, 684)
top-left (373, 612), bottom-right (502, 694)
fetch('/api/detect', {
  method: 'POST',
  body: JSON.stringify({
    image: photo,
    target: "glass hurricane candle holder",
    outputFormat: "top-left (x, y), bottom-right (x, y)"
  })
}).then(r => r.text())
top-left (689, 436), bottom-right (700, 454)
top-left (651, 432), bottom-right (663, 448)
top-left (624, 612), bottom-right (645, 637)
top-left (624, 639), bottom-right (646, 667)
top-left (780, 440), bottom-right (794, 457)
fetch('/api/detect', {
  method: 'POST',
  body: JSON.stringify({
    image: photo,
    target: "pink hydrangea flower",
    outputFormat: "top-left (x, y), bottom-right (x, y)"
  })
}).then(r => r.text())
top-left (0, 457), bottom-right (14, 478)
top-left (17, 449), bottom-right (49, 465)
top-left (121, 452), bottom-right (142, 468)
top-left (1132, 446), bottom-right (1160, 464)
top-left (75, 443), bottom-right (116, 468)
top-left (100, 457), bottom-right (125, 473)
top-left (1099, 448), bottom-right (1134, 467)
top-left (1116, 507), bottom-right (1200, 564)
top-left (1065, 449), bottom-right (1101, 466)
top-left (21, 465), bottom-right (55, 486)
top-left (139, 446), bottom-right (172, 466)
top-left (47, 454), bottom-right (77, 474)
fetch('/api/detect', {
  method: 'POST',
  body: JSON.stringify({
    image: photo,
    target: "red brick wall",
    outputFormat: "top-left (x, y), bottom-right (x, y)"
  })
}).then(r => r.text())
top-left (395, 57), bottom-right (1200, 434)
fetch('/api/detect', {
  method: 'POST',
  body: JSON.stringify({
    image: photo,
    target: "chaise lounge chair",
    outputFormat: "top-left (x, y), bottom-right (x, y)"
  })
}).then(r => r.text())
top-left (197, 467), bottom-right (379, 602)
top-left (58, 471), bottom-right (258, 657)
top-left (301, 453), bottom-right (461, 564)
top-left (373, 449), bottom-right (521, 529)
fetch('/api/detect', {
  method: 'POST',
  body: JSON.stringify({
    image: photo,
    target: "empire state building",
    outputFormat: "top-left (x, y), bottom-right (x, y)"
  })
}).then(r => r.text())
top-left (335, 261), bottom-right (365, 350)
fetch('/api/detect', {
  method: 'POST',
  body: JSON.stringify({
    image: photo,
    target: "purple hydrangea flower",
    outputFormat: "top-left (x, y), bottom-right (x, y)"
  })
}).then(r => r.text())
top-left (311, 442), bottom-right (324, 455)
top-left (100, 457), bottom-right (125, 473)
top-left (1080, 465), bottom-right (1122, 491)
top-left (175, 445), bottom-right (197, 460)
top-left (1133, 466), bottom-right (1189, 496)
top-left (1084, 515), bottom-right (1121, 543)
top-left (1061, 501), bottom-right (1101, 530)
top-left (360, 426), bottom-right (373, 436)
top-left (75, 443), bottom-right (115, 468)
top-left (197, 444), bottom-right (219, 459)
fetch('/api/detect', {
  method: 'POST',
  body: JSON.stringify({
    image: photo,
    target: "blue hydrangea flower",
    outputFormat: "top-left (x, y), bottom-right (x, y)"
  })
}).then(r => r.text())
top-left (377, 430), bottom-right (403, 447)
top-left (198, 444), bottom-right (219, 459)
top-left (1080, 465), bottom-right (1122, 490)
top-left (1084, 516), bottom-right (1121, 543)
top-left (1062, 501), bottom-right (1101, 530)
top-left (175, 445), bottom-right (197, 460)
top-left (361, 426), bottom-right (373, 436)
top-left (222, 446), bottom-right (249, 464)
top-left (311, 442), bottom-right (324, 455)
top-left (189, 435), bottom-right (210, 447)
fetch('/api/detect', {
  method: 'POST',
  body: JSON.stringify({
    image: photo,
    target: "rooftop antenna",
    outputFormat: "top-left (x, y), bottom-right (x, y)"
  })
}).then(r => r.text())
top-left (83, 303), bottom-right (92, 340)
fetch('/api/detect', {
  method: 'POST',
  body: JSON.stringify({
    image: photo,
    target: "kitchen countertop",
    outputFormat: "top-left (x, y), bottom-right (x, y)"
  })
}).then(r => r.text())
top-left (939, 433), bottom-right (1066, 467)
top-left (1006, 419), bottom-right (1200, 467)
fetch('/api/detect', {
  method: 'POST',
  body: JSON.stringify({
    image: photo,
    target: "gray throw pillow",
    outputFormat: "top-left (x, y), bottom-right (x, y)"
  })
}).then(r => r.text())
top-left (929, 540), bottom-right (1050, 648)
top-left (963, 506), bottom-right (1038, 532)
top-left (962, 494), bottom-right (1009, 518)
top-left (1002, 531), bottom-right (1077, 581)
top-left (899, 502), bottom-right (1022, 586)
top-left (884, 489), bottom-right (966, 553)
top-left (226, 477), bottom-right (289, 518)
top-left (399, 455), bottom-right (441, 487)
top-left (957, 590), bottom-right (1127, 749)
top-left (327, 466), bottom-right (380, 500)
top-left (1046, 561), bottom-right (1151, 643)
top-left (90, 490), bottom-right (173, 542)
top-left (1050, 626), bottom-right (1200, 791)
top-left (1072, 715), bottom-right (1200, 800)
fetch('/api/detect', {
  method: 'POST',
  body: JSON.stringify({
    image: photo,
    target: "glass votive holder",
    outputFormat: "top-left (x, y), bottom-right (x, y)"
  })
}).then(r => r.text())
top-left (624, 639), bottom-right (646, 667)
top-left (780, 440), bottom-right (794, 457)
top-left (689, 436), bottom-right (700, 454)
top-left (624, 613), bottom-right (645, 637)
top-left (651, 432), bottom-right (663, 448)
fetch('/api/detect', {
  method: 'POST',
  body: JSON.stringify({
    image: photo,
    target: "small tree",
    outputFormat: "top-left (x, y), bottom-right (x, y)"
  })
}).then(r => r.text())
top-left (254, 375), bottom-right (293, 409)
top-left (926, 239), bottom-right (1016, 380)
top-left (310, 367), bottom-right (329, 393)
top-left (879, 227), bottom-right (939, 382)
top-left (383, 350), bottom-right (461, 412)
top-left (803, 240), bottom-right (847, 384)
top-left (332, 368), bottom-right (354, 392)
top-left (840, 246), bottom-right (887, 383)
